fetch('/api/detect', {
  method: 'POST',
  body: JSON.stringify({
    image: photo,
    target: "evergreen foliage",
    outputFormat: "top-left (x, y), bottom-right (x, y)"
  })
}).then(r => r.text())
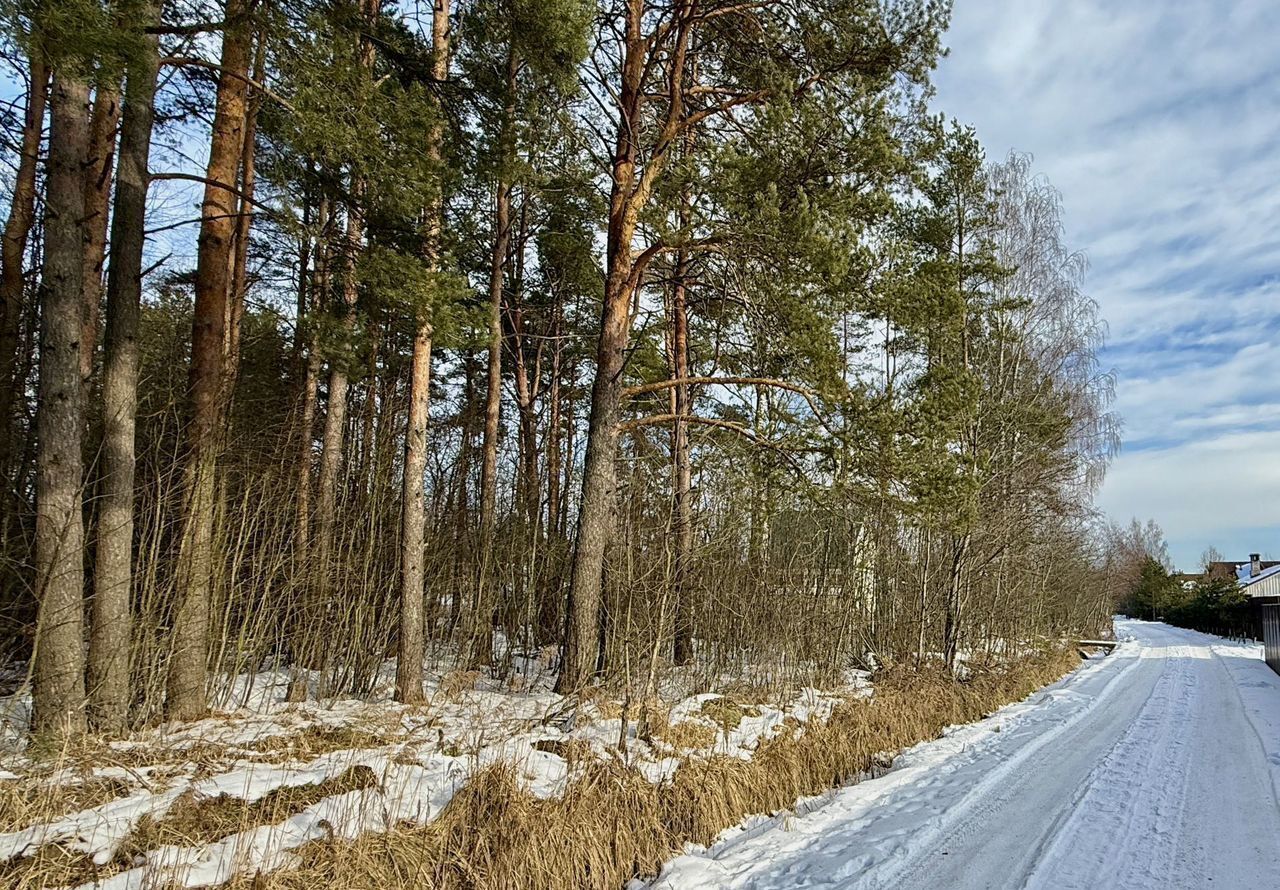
top-left (0, 0), bottom-right (1122, 732)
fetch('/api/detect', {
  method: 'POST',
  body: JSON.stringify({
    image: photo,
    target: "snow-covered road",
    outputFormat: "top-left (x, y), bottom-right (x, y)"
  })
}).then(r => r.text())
top-left (650, 620), bottom-right (1280, 889)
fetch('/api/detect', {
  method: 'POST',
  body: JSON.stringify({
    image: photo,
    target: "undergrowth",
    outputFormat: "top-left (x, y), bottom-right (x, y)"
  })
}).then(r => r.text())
top-left (0, 648), bottom-right (1078, 890)
top-left (228, 647), bottom-right (1080, 890)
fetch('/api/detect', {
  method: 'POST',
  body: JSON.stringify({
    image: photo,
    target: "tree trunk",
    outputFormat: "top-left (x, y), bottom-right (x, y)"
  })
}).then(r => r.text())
top-left (943, 531), bottom-right (970, 671)
top-left (670, 244), bottom-right (694, 665)
top-left (80, 84), bottom-right (121, 384)
top-left (558, 280), bottom-right (629, 691)
top-left (557, 0), bottom-right (647, 692)
top-left (314, 257), bottom-right (354, 582)
top-left (396, 0), bottom-right (449, 703)
top-left (224, 33), bottom-right (265, 395)
top-left (474, 50), bottom-right (517, 668)
top-left (316, 0), bottom-right (376, 611)
top-left (294, 198), bottom-right (328, 579)
top-left (397, 321), bottom-right (431, 702)
top-left (32, 72), bottom-right (92, 736)
top-left (88, 15), bottom-right (160, 733)
top-left (537, 302), bottom-right (563, 643)
top-left (0, 56), bottom-right (49, 494)
top-left (168, 0), bottom-right (251, 721)
top-left (356, 324), bottom-right (379, 489)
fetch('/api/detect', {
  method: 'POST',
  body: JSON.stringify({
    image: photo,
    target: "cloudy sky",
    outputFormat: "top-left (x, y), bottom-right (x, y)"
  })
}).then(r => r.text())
top-left (930, 0), bottom-right (1280, 569)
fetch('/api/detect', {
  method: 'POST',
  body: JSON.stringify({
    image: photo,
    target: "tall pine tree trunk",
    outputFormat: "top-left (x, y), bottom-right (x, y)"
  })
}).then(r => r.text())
top-left (474, 49), bottom-right (517, 667)
top-left (559, 0), bottom-right (661, 690)
top-left (88, 14), bottom-right (160, 733)
top-left (669, 243), bottom-right (694, 665)
top-left (559, 278), bottom-right (629, 690)
top-left (294, 198), bottom-right (328, 580)
top-left (396, 0), bottom-right (449, 703)
top-left (314, 208), bottom-right (358, 598)
top-left (224, 34), bottom-right (265, 394)
top-left (32, 72), bottom-right (92, 735)
top-left (0, 56), bottom-right (49, 499)
top-left (80, 84), bottom-right (120, 384)
top-left (537, 302), bottom-right (563, 643)
top-left (168, 0), bottom-right (251, 720)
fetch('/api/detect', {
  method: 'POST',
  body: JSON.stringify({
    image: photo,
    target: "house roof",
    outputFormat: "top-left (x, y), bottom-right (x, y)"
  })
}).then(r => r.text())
top-left (1206, 560), bottom-right (1280, 581)
top-left (1240, 563), bottom-right (1280, 588)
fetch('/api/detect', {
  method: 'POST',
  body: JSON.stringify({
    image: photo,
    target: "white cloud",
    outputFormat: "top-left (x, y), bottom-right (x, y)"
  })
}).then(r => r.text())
top-left (933, 1), bottom-right (1280, 567)
top-left (1098, 431), bottom-right (1280, 567)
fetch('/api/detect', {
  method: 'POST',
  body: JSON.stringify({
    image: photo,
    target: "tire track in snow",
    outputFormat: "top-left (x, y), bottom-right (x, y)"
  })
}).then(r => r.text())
top-left (844, 642), bottom-right (1149, 890)
top-left (650, 634), bottom-right (1150, 889)
top-left (1026, 643), bottom-right (1206, 890)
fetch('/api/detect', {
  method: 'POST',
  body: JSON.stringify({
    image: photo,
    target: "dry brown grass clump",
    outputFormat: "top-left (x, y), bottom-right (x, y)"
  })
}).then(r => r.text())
top-left (649, 719), bottom-right (717, 751)
top-left (219, 646), bottom-right (1078, 890)
top-left (0, 773), bottom-right (134, 832)
top-left (438, 670), bottom-right (482, 700)
top-left (246, 725), bottom-right (390, 759)
top-left (0, 765), bottom-right (382, 890)
top-left (698, 696), bottom-right (758, 731)
top-left (531, 738), bottom-right (593, 763)
top-left (0, 840), bottom-right (104, 890)
top-left (122, 764), bottom-right (380, 854)
top-left (248, 760), bottom-right (671, 890)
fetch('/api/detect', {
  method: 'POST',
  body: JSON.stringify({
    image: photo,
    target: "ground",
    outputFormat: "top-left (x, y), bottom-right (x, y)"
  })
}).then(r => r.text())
top-left (648, 620), bottom-right (1280, 889)
top-left (0, 650), bottom-right (861, 889)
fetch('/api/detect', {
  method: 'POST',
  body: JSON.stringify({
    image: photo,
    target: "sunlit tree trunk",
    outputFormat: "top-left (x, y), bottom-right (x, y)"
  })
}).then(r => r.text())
top-left (397, 0), bottom-right (450, 703)
top-left (558, 0), bottom-right (650, 692)
top-left (89, 11), bottom-right (160, 733)
top-left (168, 0), bottom-right (252, 720)
top-left (32, 72), bottom-right (92, 736)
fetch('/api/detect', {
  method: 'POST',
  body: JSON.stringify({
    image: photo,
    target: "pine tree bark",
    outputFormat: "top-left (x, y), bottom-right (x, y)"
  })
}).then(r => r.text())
top-left (224, 34), bottom-right (265, 394)
top-left (537, 302), bottom-right (563, 643)
top-left (80, 83), bottom-right (121, 384)
top-left (294, 198), bottom-right (328, 580)
top-left (88, 14), bottom-right (160, 733)
top-left (316, 0), bottom-right (376, 610)
top-left (669, 243), bottom-right (694, 665)
top-left (168, 0), bottom-right (252, 720)
top-left (473, 49), bottom-right (517, 668)
top-left (396, 0), bottom-right (450, 703)
top-left (32, 72), bottom-right (92, 736)
top-left (314, 210), bottom-right (357, 587)
top-left (558, 1), bottom-right (649, 691)
top-left (0, 56), bottom-right (49, 495)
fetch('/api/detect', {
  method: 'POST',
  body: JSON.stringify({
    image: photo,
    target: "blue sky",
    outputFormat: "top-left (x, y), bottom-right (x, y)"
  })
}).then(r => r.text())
top-left (932, 0), bottom-right (1280, 570)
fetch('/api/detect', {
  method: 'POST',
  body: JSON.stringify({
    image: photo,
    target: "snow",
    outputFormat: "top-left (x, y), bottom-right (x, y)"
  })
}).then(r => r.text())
top-left (648, 620), bottom-right (1280, 889)
top-left (18, 624), bottom-right (1272, 890)
top-left (1, 653), bottom-right (863, 888)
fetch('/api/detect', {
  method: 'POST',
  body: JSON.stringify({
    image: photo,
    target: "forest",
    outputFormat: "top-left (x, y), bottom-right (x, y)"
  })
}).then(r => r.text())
top-left (0, 0), bottom-right (1121, 742)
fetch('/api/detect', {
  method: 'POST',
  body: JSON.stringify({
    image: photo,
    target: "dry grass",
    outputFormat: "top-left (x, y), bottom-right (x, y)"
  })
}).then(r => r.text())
top-left (0, 765), bottom-right (382, 890)
top-left (226, 646), bottom-right (1079, 890)
top-left (698, 696), bottom-right (758, 731)
top-left (130, 764), bottom-right (381, 853)
top-left (531, 738), bottom-right (593, 763)
top-left (650, 718), bottom-right (717, 751)
top-left (1, 648), bottom-right (1078, 890)
top-left (0, 841), bottom-right (104, 889)
top-left (575, 686), bottom-right (624, 721)
top-left (0, 774), bottom-right (134, 832)
top-left (438, 670), bottom-right (482, 700)
top-left (245, 725), bottom-right (391, 759)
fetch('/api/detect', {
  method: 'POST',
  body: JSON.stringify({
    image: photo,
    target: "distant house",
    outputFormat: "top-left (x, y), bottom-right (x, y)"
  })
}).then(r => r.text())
top-left (1238, 554), bottom-right (1280, 674)
top-left (1206, 555), bottom-right (1280, 582)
